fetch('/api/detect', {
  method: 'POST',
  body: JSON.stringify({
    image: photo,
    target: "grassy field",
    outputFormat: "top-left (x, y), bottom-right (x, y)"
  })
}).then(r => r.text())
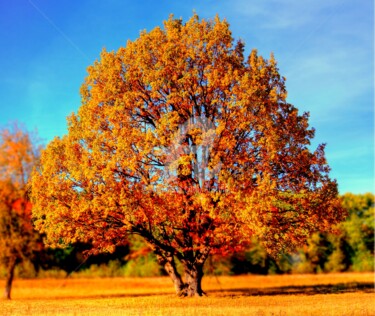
top-left (1, 273), bottom-right (374, 315)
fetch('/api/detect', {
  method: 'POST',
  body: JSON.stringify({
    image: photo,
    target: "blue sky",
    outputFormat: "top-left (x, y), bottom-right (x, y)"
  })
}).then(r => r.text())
top-left (0, 0), bottom-right (373, 194)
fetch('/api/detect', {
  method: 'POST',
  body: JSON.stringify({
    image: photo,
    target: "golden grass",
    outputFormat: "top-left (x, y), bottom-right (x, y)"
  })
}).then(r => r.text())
top-left (1, 273), bottom-right (374, 315)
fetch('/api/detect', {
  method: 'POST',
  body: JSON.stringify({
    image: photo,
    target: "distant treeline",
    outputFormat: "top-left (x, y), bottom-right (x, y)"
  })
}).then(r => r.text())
top-left (1, 192), bottom-right (373, 278)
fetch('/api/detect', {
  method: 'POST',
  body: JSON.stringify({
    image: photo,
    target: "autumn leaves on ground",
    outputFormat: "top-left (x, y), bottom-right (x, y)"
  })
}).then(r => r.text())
top-left (2, 273), bottom-right (374, 315)
top-left (0, 13), bottom-right (374, 315)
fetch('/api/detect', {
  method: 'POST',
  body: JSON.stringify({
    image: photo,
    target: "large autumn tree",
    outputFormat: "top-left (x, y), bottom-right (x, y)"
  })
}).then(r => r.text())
top-left (0, 124), bottom-right (43, 299)
top-left (31, 15), bottom-right (344, 296)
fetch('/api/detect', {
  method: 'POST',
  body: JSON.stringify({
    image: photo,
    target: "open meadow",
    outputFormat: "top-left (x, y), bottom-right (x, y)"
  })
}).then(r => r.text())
top-left (1, 273), bottom-right (374, 315)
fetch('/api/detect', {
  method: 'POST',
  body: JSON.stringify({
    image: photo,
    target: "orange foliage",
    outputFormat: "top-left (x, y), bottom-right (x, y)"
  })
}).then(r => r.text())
top-left (0, 124), bottom-right (43, 298)
top-left (31, 15), bottom-right (345, 296)
top-left (0, 124), bottom-right (42, 260)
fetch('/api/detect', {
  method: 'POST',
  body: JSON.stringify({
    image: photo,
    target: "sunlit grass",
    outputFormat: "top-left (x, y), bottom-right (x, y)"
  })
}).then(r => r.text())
top-left (1, 273), bottom-right (374, 315)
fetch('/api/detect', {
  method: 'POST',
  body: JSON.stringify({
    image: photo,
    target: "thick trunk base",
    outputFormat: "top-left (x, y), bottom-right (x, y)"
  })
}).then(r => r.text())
top-left (184, 264), bottom-right (205, 297)
top-left (154, 247), bottom-right (210, 298)
top-left (156, 253), bottom-right (186, 296)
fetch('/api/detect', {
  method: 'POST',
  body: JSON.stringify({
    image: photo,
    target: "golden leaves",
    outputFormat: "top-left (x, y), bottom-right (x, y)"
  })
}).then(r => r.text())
top-left (31, 14), bottom-right (344, 259)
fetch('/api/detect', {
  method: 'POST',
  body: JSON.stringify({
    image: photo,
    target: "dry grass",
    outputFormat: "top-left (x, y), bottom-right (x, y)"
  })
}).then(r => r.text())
top-left (1, 273), bottom-right (374, 315)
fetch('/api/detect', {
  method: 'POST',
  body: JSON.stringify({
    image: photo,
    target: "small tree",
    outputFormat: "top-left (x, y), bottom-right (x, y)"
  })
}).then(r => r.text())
top-left (0, 124), bottom-right (42, 299)
top-left (31, 15), bottom-right (344, 296)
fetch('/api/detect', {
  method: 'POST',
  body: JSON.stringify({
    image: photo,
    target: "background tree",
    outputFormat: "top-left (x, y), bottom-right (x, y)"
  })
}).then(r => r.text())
top-left (340, 193), bottom-right (374, 271)
top-left (229, 237), bottom-right (290, 275)
top-left (292, 193), bottom-right (374, 273)
top-left (34, 243), bottom-right (130, 278)
top-left (31, 15), bottom-right (344, 296)
top-left (0, 124), bottom-right (42, 299)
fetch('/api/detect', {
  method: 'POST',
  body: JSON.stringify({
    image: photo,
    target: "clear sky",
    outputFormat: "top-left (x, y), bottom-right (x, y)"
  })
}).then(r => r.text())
top-left (0, 0), bottom-right (373, 194)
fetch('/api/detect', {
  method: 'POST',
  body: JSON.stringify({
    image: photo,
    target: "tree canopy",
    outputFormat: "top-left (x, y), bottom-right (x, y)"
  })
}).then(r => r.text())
top-left (31, 15), bottom-right (344, 296)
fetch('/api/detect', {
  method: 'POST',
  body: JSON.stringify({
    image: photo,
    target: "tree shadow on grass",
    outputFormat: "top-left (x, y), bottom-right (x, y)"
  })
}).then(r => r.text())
top-left (209, 282), bottom-right (375, 297)
top-left (18, 282), bottom-right (374, 301)
top-left (18, 292), bottom-right (175, 301)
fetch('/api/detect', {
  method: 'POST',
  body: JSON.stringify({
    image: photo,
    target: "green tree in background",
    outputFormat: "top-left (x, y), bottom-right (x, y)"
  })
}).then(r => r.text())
top-left (340, 193), bottom-right (374, 271)
top-left (293, 193), bottom-right (374, 273)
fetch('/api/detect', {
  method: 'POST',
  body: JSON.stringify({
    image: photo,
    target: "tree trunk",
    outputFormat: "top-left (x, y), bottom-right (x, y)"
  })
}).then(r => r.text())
top-left (155, 253), bottom-right (186, 296)
top-left (184, 263), bottom-right (205, 297)
top-left (3, 257), bottom-right (17, 300)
